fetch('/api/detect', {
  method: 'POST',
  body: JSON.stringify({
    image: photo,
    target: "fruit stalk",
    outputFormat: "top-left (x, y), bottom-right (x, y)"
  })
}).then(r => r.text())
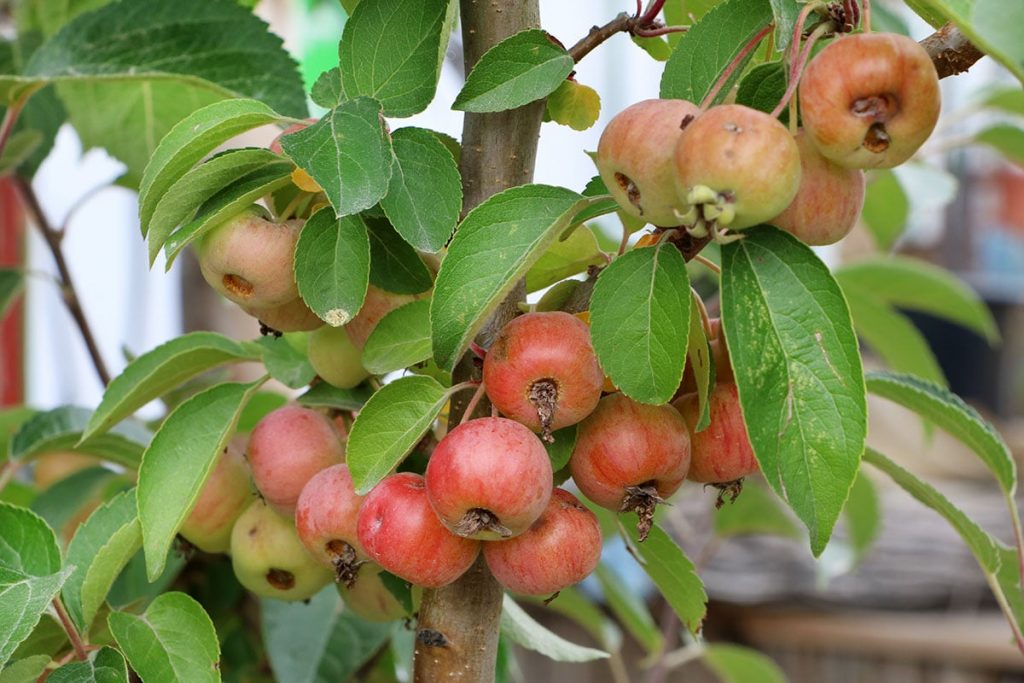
top-left (412, 1), bottom-right (545, 680)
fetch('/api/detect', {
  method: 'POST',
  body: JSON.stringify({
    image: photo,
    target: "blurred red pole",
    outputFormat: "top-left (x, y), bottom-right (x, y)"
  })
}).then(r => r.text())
top-left (0, 177), bottom-right (24, 406)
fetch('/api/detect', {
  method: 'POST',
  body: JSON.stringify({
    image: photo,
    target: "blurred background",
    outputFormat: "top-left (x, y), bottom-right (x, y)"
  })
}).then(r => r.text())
top-left (2, 1), bottom-right (1023, 681)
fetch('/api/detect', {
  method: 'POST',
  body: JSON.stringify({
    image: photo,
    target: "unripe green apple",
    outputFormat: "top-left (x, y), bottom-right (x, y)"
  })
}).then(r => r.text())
top-left (242, 297), bottom-right (325, 334)
top-left (307, 326), bottom-right (370, 389)
top-left (230, 499), bottom-right (333, 601)
top-left (337, 564), bottom-right (421, 622)
top-left (344, 285), bottom-right (419, 349)
top-left (596, 99), bottom-right (701, 227)
top-left (196, 206), bottom-right (303, 308)
top-left (179, 446), bottom-right (256, 554)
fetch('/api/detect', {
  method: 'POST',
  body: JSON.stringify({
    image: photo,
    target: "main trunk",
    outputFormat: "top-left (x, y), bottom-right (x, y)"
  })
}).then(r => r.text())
top-left (411, 1), bottom-right (544, 681)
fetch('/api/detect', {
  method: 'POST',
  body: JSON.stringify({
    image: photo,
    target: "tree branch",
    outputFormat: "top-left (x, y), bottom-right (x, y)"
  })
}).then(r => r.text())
top-left (412, 1), bottom-right (545, 680)
top-left (568, 13), bottom-right (634, 63)
top-left (14, 176), bottom-right (111, 387)
top-left (920, 22), bottom-right (985, 79)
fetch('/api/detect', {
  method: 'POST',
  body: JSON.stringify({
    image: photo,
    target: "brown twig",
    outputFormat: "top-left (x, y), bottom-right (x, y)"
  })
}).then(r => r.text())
top-left (568, 12), bottom-right (635, 63)
top-left (921, 22), bottom-right (985, 78)
top-left (14, 176), bottom-right (112, 387)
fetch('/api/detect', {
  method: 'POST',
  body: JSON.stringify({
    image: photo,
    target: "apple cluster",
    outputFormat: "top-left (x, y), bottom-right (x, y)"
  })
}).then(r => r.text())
top-left (596, 32), bottom-right (940, 246)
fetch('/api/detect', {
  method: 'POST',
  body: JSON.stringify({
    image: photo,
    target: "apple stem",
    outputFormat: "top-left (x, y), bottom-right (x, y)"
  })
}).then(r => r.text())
top-left (861, 0), bottom-right (872, 32)
top-left (698, 23), bottom-right (773, 111)
top-left (692, 254), bottom-right (720, 275)
top-left (469, 341), bottom-right (488, 359)
top-left (633, 24), bottom-right (689, 38)
top-left (770, 22), bottom-right (832, 119)
top-left (459, 381), bottom-right (489, 426)
top-left (637, 0), bottom-right (668, 26)
top-left (53, 597), bottom-right (89, 661)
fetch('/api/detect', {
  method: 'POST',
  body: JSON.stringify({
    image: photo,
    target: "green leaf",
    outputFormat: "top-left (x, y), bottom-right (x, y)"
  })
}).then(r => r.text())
top-left (261, 587), bottom-right (392, 683)
top-left (594, 564), bottom-right (662, 656)
top-left (908, 0), bottom-right (1024, 81)
top-left (544, 79), bottom-right (602, 131)
top-left (366, 215), bottom-right (433, 295)
top-left (0, 130), bottom-right (43, 175)
top-left (0, 269), bottom-right (23, 317)
top-left (860, 170), bottom-right (908, 250)
top-left (30, 467), bottom-right (121, 536)
top-left (843, 470), bottom-right (881, 566)
top-left (631, 35), bottom-right (673, 61)
top-left (0, 503), bottom-right (71, 668)
top-left (0, 654), bottom-right (51, 683)
top-left (62, 490), bottom-right (140, 631)
top-left (686, 291), bottom-right (713, 432)
top-left (162, 161), bottom-right (294, 268)
top-left (865, 372), bottom-right (1015, 495)
top-left (544, 425), bottom-right (577, 472)
top-left (362, 300), bottom-right (432, 375)
top-left (430, 185), bottom-right (587, 371)
top-left (379, 127), bottom-right (462, 253)
top-left (12, 407), bottom-right (150, 469)
top-left (862, 448), bottom-right (1001, 571)
top-left (338, 0), bottom-right (451, 117)
top-left (768, 0), bottom-right (802, 52)
top-left (500, 596), bottom-right (608, 662)
top-left (139, 99), bottom-right (284, 234)
top-left (281, 98), bottom-right (394, 218)
top-left (976, 124), bottom-right (1024, 166)
top-left (980, 87), bottom-right (1024, 116)
top-left (147, 147), bottom-right (288, 264)
top-left (837, 257), bottom-right (998, 344)
top-left (48, 647), bottom-right (129, 683)
top-left (841, 286), bottom-right (946, 386)
top-left (257, 337), bottom-right (316, 389)
top-left (297, 383), bottom-right (374, 412)
top-left (453, 29), bottom-right (574, 113)
top-left (532, 587), bottom-right (622, 653)
top-left (589, 245), bottom-right (691, 405)
top-left (311, 67), bottom-right (342, 109)
top-left (713, 479), bottom-right (802, 539)
top-left (621, 522), bottom-right (707, 634)
top-left (293, 208), bottom-right (371, 327)
top-left (108, 592), bottom-right (220, 683)
top-left (525, 226), bottom-right (604, 293)
top-left (703, 644), bottom-right (789, 683)
top-left (83, 332), bottom-right (259, 442)
top-left (735, 61), bottom-right (786, 116)
top-left (661, 0), bottom-right (773, 105)
top-left (346, 376), bottom-right (448, 494)
top-left (138, 380), bottom-right (262, 580)
top-left (721, 227), bottom-right (866, 556)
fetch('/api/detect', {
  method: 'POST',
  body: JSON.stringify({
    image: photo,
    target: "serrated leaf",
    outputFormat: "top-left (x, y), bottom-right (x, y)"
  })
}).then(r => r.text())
top-left (138, 380), bottom-right (262, 580)
top-left (860, 170), bottom-right (908, 250)
top-left (500, 596), bottom-right (608, 662)
top-left (379, 127), bottom-right (462, 253)
top-left (544, 425), bottom-right (577, 472)
top-left (147, 148), bottom-right (287, 264)
top-left (909, 0), bottom-right (1024, 81)
top-left (532, 586), bottom-right (622, 652)
top-left (0, 269), bottom-right (24, 317)
top-left (294, 208), bottom-right (371, 327)
top-left (281, 98), bottom-right (394, 218)
top-left (841, 286), bottom-right (946, 386)
top-left (338, 0), bottom-right (451, 117)
top-left (453, 29), bottom-right (573, 113)
top-left (768, 0), bottom-right (802, 52)
top-left (347, 376), bottom-right (448, 494)
top-left (162, 161), bottom-right (294, 268)
top-left (713, 479), bottom-right (802, 539)
top-left (703, 644), bottom-right (789, 683)
top-left (590, 244), bottom-right (690, 405)
top-left (686, 291), bottom-right (713, 432)
top-left (12, 407), bottom-right (150, 469)
top-left (256, 337), bottom-right (316, 389)
top-left (661, 0), bottom-right (773, 105)
top-left (594, 564), bottom-right (662, 656)
top-left (63, 490), bottom-right (140, 631)
top-left (297, 383), bottom-right (374, 412)
top-left (30, 467), bottom-right (121, 537)
top-left (735, 61), bottom-right (786, 116)
top-left (865, 372), bottom-right (1015, 494)
top-left (261, 587), bottom-right (392, 683)
top-left (108, 592), bottom-right (219, 683)
top-left (362, 300), bottom-right (432, 374)
top-left (366, 215), bottom-right (433, 295)
top-left (621, 522), bottom-right (707, 634)
top-left (976, 124), bottom-right (1024, 166)
top-left (0, 654), bottom-right (50, 683)
top-left (0, 503), bottom-right (71, 668)
top-left (139, 99), bottom-right (284, 233)
top-left (83, 332), bottom-right (259, 442)
top-left (721, 227), bottom-right (866, 556)
top-left (576, 176), bottom-right (620, 226)
top-left (525, 225), bottom-right (604, 293)
top-left (311, 67), bottom-right (342, 109)
top-left (48, 646), bottom-right (129, 683)
top-left (430, 185), bottom-right (587, 371)
top-left (545, 79), bottom-right (601, 131)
